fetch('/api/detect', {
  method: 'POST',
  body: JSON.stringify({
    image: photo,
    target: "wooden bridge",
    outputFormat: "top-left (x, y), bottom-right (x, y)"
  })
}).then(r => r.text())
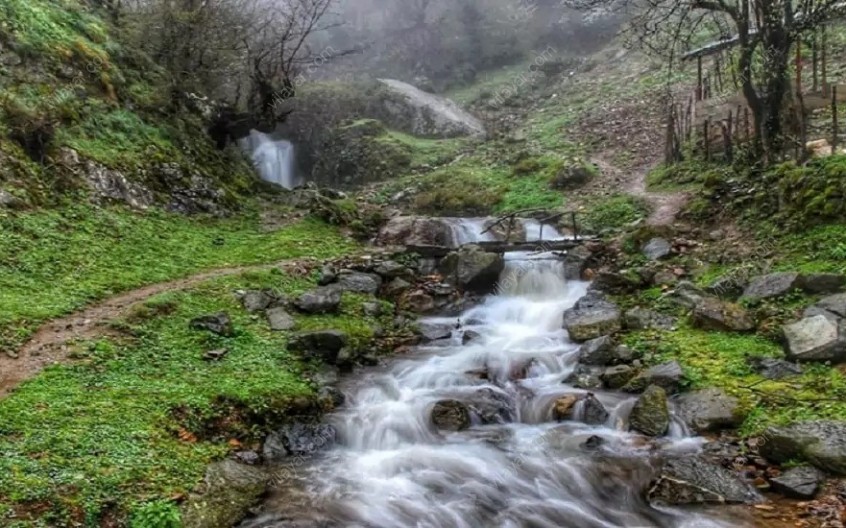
top-left (406, 209), bottom-right (596, 258)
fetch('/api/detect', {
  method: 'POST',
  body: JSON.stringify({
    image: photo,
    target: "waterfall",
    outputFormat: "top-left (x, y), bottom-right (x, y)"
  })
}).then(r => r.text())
top-left (239, 130), bottom-right (301, 189)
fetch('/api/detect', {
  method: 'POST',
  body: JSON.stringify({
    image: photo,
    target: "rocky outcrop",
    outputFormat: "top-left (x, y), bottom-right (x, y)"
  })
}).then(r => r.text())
top-left (769, 466), bottom-right (825, 500)
top-left (806, 293), bottom-right (846, 320)
top-left (692, 297), bottom-right (755, 332)
top-left (438, 245), bottom-right (504, 294)
top-left (431, 400), bottom-right (471, 431)
top-left (190, 313), bottom-right (235, 337)
top-left (647, 457), bottom-right (761, 505)
top-left (293, 287), bottom-right (342, 314)
top-left (782, 315), bottom-right (846, 363)
top-left (377, 79), bottom-right (486, 138)
top-left (743, 272), bottom-right (803, 300)
top-left (623, 361), bottom-right (684, 393)
top-left (674, 388), bottom-right (743, 433)
top-left (336, 271), bottom-right (382, 295)
top-left (629, 385), bottom-right (669, 437)
top-left (760, 420), bottom-right (846, 475)
top-left (377, 216), bottom-right (456, 247)
top-left (287, 330), bottom-right (348, 365)
top-left (562, 293), bottom-right (622, 342)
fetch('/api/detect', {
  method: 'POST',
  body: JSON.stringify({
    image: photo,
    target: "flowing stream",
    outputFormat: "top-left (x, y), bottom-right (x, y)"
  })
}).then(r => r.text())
top-left (244, 220), bottom-right (743, 528)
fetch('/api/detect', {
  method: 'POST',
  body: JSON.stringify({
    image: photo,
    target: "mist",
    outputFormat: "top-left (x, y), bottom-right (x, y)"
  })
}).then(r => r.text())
top-left (308, 0), bottom-right (625, 92)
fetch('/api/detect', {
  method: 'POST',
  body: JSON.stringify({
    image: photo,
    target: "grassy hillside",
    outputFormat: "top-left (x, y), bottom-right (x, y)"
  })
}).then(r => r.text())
top-left (0, 0), bottom-right (256, 207)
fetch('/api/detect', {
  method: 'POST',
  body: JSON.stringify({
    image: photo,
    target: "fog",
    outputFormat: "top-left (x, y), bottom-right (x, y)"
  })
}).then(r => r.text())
top-left (308, 0), bottom-right (624, 91)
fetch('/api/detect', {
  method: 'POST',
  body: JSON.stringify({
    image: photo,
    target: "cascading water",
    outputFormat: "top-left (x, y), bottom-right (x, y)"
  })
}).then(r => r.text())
top-left (239, 130), bottom-right (301, 189)
top-left (521, 218), bottom-right (567, 242)
top-left (243, 225), bottom-right (746, 528)
top-left (444, 217), bottom-right (497, 246)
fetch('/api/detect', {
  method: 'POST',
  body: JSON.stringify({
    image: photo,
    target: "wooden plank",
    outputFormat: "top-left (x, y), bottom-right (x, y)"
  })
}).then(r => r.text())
top-left (406, 239), bottom-right (595, 258)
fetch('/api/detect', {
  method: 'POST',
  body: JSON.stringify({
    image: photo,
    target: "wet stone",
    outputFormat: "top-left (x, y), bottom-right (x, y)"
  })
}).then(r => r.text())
top-left (769, 466), bottom-right (825, 500)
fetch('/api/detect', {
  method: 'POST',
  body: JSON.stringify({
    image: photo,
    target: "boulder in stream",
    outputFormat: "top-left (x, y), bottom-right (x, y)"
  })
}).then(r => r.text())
top-left (376, 216), bottom-right (455, 247)
top-left (431, 400), bottom-right (471, 431)
top-left (562, 293), bottom-right (622, 342)
top-left (438, 245), bottom-right (505, 294)
top-left (647, 457), bottom-right (761, 505)
top-left (629, 385), bottom-right (669, 437)
top-left (263, 423), bottom-right (337, 461)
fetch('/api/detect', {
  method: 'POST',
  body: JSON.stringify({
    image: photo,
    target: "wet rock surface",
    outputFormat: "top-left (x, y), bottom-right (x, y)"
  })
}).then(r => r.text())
top-left (761, 420), bottom-right (846, 475)
top-left (674, 388), bottom-right (742, 433)
top-left (263, 423), bottom-right (337, 461)
top-left (647, 457), bottom-right (761, 505)
top-left (629, 385), bottom-right (669, 437)
top-left (769, 466), bottom-right (825, 499)
top-left (562, 293), bottom-right (622, 342)
top-left (438, 245), bottom-right (505, 294)
top-left (431, 400), bottom-right (471, 431)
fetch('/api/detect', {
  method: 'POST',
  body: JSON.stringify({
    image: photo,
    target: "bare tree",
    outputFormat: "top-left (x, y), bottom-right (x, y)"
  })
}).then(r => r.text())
top-left (604, 0), bottom-right (846, 161)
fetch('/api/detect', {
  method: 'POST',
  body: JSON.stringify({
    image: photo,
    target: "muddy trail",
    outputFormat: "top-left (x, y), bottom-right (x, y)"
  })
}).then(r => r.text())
top-left (0, 259), bottom-right (314, 399)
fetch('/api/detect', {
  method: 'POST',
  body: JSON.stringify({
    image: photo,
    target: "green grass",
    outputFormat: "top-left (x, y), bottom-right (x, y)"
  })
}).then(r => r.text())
top-left (0, 204), bottom-right (358, 352)
top-left (57, 109), bottom-right (176, 167)
top-left (580, 194), bottom-right (649, 232)
top-left (625, 326), bottom-right (846, 435)
top-left (382, 130), bottom-right (469, 168)
top-left (1, 0), bottom-right (112, 68)
top-left (0, 269), bottom-right (387, 526)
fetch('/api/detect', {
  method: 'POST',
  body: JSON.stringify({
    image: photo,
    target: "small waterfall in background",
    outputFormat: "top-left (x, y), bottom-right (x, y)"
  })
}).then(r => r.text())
top-left (239, 130), bottom-right (301, 189)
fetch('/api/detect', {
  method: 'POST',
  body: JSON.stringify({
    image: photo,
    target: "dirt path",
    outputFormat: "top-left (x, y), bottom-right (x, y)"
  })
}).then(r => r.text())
top-left (0, 259), bottom-right (312, 399)
top-left (590, 152), bottom-right (689, 226)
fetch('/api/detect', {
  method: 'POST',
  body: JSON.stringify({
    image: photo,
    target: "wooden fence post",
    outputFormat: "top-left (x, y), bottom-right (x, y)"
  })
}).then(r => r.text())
top-left (833, 86), bottom-right (839, 154)
top-left (704, 118), bottom-right (711, 161)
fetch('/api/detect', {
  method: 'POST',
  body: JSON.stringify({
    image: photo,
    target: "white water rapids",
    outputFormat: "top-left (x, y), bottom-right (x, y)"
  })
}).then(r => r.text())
top-left (243, 220), bottom-right (745, 528)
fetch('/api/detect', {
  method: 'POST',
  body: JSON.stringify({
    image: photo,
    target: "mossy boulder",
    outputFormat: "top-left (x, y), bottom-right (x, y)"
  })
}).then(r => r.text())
top-left (180, 460), bottom-right (270, 528)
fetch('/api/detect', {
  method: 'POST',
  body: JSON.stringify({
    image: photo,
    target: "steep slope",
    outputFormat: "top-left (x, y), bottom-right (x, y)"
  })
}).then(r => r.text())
top-left (0, 0), bottom-right (257, 210)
